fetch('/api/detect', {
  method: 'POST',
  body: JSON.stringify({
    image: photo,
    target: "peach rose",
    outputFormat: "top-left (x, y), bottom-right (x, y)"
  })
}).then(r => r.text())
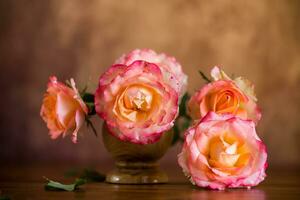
top-left (40, 76), bottom-right (88, 143)
top-left (178, 112), bottom-right (267, 190)
top-left (95, 60), bottom-right (178, 144)
top-left (115, 49), bottom-right (188, 99)
top-left (211, 66), bottom-right (257, 101)
top-left (188, 67), bottom-right (261, 123)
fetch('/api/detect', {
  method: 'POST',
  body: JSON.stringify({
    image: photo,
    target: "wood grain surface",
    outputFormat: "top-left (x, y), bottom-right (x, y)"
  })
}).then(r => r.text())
top-left (0, 166), bottom-right (299, 200)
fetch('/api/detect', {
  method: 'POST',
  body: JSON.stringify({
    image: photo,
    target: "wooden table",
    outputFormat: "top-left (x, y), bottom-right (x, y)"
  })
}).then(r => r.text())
top-left (0, 165), bottom-right (299, 199)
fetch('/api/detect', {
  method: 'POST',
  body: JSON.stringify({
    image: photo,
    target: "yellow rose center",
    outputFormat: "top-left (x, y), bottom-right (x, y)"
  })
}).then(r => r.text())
top-left (123, 86), bottom-right (153, 112)
top-left (208, 133), bottom-right (250, 170)
top-left (114, 84), bottom-right (160, 122)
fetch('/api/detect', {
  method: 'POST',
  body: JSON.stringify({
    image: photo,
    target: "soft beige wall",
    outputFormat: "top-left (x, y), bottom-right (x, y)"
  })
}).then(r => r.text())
top-left (1, 0), bottom-right (300, 168)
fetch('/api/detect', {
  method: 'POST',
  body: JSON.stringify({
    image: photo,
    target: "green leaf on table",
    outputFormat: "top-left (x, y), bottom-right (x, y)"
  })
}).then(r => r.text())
top-left (64, 168), bottom-right (106, 182)
top-left (0, 190), bottom-right (10, 200)
top-left (44, 177), bottom-right (86, 191)
top-left (79, 169), bottom-right (106, 182)
top-left (0, 196), bottom-right (11, 200)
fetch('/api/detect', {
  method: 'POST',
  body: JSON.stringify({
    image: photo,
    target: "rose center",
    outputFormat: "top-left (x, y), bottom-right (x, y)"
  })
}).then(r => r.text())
top-left (113, 85), bottom-right (157, 122)
top-left (123, 86), bottom-right (153, 112)
top-left (216, 91), bottom-right (234, 109)
top-left (208, 135), bottom-right (240, 168)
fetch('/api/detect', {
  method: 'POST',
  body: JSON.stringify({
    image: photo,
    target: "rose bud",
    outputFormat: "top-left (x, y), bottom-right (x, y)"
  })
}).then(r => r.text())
top-left (178, 112), bottom-right (267, 190)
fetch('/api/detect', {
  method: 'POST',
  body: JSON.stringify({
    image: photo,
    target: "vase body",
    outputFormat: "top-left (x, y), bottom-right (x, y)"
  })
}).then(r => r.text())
top-left (102, 124), bottom-right (173, 184)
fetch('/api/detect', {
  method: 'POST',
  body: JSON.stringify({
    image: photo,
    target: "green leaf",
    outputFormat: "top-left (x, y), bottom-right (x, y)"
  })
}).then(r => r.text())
top-left (44, 177), bottom-right (86, 192)
top-left (65, 80), bottom-right (72, 88)
top-left (0, 196), bottom-right (10, 200)
top-left (86, 118), bottom-right (98, 137)
top-left (171, 124), bottom-right (180, 145)
top-left (179, 93), bottom-right (190, 118)
top-left (198, 70), bottom-right (211, 83)
top-left (64, 168), bottom-right (106, 182)
top-left (79, 169), bottom-right (105, 182)
top-left (80, 85), bottom-right (88, 95)
top-left (82, 93), bottom-right (96, 115)
top-left (172, 92), bottom-right (192, 145)
top-left (82, 93), bottom-right (94, 103)
top-left (182, 118), bottom-right (191, 131)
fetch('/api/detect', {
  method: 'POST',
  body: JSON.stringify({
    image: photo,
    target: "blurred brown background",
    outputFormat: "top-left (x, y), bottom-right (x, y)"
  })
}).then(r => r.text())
top-left (0, 0), bottom-right (300, 169)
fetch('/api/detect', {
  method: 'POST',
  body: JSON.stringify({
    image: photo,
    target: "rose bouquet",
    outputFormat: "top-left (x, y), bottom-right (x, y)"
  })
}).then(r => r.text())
top-left (40, 49), bottom-right (267, 189)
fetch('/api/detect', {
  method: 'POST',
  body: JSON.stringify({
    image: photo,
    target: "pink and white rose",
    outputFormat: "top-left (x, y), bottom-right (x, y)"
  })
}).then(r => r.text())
top-left (95, 60), bottom-right (179, 144)
top-left (178, 112), bottom-right (267, 190)
top-left (40, 76), bottom-right (88, 143)
top-left (115, 49), bottom-right (188, 99)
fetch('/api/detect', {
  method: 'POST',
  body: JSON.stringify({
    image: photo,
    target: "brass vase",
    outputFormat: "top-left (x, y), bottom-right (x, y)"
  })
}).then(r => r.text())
top-left (102, 123), bottom-right (174, 184)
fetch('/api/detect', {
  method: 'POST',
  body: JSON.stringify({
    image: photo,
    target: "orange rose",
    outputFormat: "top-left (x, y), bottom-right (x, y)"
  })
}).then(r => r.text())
top-left (40, 76), bottom-right (88, 143)
top-left (188, 67), bottom-right (261, 123)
